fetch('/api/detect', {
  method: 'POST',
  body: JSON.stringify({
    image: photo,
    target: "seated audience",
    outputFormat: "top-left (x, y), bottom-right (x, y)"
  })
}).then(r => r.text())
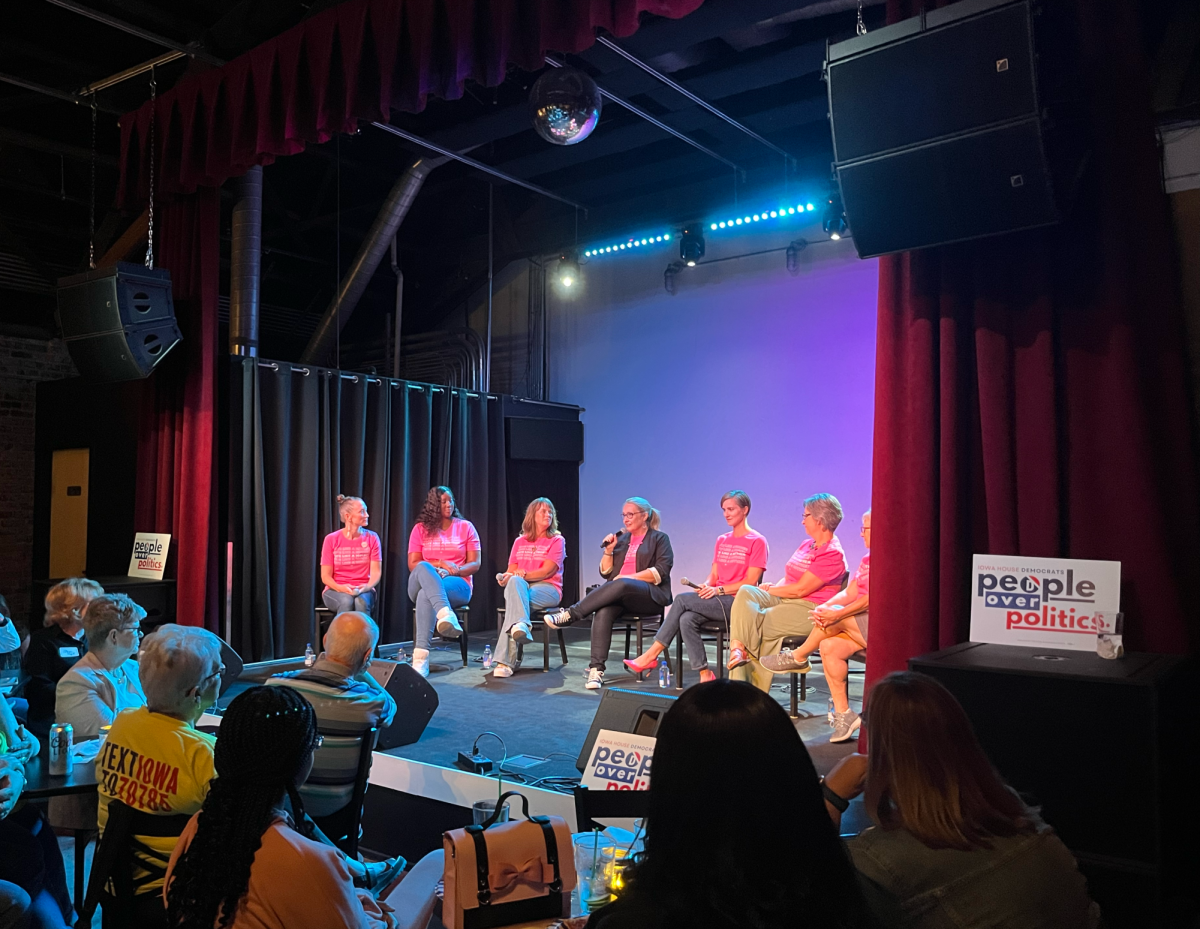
top-left (763, 509), bottom-right (870, 742)
top-left (726, 493), bottom-right (847, 692)
top-left (492, 497), bottom-right (566, 678)
top-left (546, 497), bottom-right (674, 691)
top-left (407, 485), bottom-right (481, 678)
top-left (321, 494), bottom-right (383, 617)
top-left (96, 624), bottom-right (223, 926)
top-left (165, 685), bottom-right (443, 929)
top-left (624, 490), bottom-right (767, 683)
top-left (23, 577), bottom-right (104, 736)
top-left (823, 672), bottom-right (1102, 929)
top-left (585, 679), bottom-right (870, 929)
top-left (0, 593), bottom-right (19, 658)
top-left (267, 611), bottom-right (397, 828)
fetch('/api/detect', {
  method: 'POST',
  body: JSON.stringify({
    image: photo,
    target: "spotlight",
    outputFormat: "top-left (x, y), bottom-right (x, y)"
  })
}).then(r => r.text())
top-left (822, 195), bottom-right (848, 240)
top-left (557, 252), bottom-right (580, 288)
top-left (785, 238), bottom-right (807, 275)
top-left (679, 227), bottom-right (706, 267)
top-left (806, 203), bottom-right (815, 211)
top-left (788, 207), bottom-right (796, 214)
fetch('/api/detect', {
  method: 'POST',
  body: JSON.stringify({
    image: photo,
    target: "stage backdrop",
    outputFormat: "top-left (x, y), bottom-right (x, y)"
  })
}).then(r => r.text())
top-left (228, 357), bottom-right (507, 660)
top-left (548, 226), bottom-right (878, 597)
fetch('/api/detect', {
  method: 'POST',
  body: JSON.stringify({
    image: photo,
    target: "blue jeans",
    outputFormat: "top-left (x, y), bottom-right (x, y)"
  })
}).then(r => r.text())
top-left (493, 578), bottom-right (561, 669)
top-left (322, 588), bottom-right (376, 616)
top-left (0, 881), bottom-right (29, 929)
top-left (653, 591), bottom-right (734, 671)
top-left (407, 562), bottom-right (471, 650)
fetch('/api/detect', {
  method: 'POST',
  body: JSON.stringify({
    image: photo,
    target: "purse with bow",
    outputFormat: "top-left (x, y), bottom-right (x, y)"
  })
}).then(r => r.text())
top-left (442, 791), bottom-right (576, 929)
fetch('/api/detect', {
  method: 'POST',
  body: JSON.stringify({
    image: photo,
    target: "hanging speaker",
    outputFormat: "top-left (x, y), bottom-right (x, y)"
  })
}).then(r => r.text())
top-left (56, 262), bottom-right (181, 382)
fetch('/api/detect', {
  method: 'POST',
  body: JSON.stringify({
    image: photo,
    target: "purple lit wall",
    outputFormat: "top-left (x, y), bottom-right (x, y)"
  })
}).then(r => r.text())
top-left (548, 227), bottom-right (878, 596)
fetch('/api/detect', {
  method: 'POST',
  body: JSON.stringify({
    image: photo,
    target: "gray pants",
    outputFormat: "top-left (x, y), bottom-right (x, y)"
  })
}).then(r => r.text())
top-left (322, 588), bottom-right (376, 616)
top-left (408, 562), bottom-right (472, 650)
top-left (653, 592), bottom-right (734, 671)
top-left (493, 578), bottom-right (561, 669)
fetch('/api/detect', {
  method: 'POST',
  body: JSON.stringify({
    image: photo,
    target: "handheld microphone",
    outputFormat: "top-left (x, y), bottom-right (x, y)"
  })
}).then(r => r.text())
top-left (600, 531), bottom-right (623, 552)
top-left (681, 577), bottom-right (703, 590)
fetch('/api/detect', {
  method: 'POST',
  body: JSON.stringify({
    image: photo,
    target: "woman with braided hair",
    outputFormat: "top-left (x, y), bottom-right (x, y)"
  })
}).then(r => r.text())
top-left (165, 685), bottom-right (418, 929)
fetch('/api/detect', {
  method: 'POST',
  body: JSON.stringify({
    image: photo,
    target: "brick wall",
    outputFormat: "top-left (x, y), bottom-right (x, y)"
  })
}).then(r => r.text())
top-left (0, 336), bottom-right (77, 632)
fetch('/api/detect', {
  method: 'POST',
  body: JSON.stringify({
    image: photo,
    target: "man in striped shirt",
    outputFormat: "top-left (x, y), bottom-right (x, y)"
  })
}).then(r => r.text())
top-left (267, 612), bottom-right (396, 831)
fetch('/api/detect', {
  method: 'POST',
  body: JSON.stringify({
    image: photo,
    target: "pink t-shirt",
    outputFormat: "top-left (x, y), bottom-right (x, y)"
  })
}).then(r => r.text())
top-left (320, 529), bottom-right (382, 589)
top-left (619, 532), bottom-right (647, 577)
top-left (711, 530), bottom-right (770, 588)
top-left (852, 551), bottom-right (870, 601)
top-left (408, 518), bottom-right (482, 591)
top-left (782, 536), bottom-right (848, 605)
top-left (508, 534), bottom-right (567, 594)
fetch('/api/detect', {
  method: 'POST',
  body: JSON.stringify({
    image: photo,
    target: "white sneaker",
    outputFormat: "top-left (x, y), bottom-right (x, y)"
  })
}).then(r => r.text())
top-left (512, 622), bottom-right (531, 643)
top-left (436, 607), bottom-right (462, 638)
top-left (492, 663), bottom-right (514, 678)
top-left (412, 648), bottom-right (430, 678)
top-left (585, 668), bottom-right (604, 690)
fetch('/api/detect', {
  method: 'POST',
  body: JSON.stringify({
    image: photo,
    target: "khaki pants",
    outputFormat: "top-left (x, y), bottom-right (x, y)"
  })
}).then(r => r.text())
top-left (729, 586), bottom-right (816, 692)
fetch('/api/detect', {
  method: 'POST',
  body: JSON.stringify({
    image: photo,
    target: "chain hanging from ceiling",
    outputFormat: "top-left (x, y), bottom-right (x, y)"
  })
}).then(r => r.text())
top-left (857, 0), bottom-right (868, 35)
top-left (145, 65), bottom-right (156, 269)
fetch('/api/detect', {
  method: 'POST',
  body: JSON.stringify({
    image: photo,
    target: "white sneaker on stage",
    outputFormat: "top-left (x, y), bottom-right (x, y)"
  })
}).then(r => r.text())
top-left (585, 668), bottom-right (604, 690)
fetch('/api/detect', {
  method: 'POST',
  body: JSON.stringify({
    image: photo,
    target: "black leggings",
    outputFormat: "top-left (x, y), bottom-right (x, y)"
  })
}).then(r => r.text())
top-left (569, 578), bottom-right (664, 670)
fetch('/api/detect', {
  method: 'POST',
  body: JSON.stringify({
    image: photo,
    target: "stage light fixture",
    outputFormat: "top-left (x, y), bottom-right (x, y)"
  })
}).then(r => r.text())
top-left (822, 194), bottom-right (848, 240)
top-left (786, 238), bottom-right (807, 275)
top-left (557, 252), bottom-right (580, 287)
top-left (679, 228), bottom-right (705, 267)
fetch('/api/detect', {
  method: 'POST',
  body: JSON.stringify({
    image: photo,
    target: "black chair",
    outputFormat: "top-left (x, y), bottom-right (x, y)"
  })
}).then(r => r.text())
top-left (610, 614), bottom-right (662, 681)
top-left (76, 800), bottom-right (191, 929)
top-left (778, 634), bottom-right (811, 719)
top-left (450, 606), bottom-right (470, 667)
top-left (308, 725), bottom-right (377, 858)
top-left (573, 785), bottom-right (650, 832)
top-left (495, 608), bottom-right (569, 671)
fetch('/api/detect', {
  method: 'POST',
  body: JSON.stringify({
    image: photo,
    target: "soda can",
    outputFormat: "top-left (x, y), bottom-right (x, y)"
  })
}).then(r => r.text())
top-left (98, 724), bottom-right (112, 745)
top-left (48, 723), bottom-right (73, 775)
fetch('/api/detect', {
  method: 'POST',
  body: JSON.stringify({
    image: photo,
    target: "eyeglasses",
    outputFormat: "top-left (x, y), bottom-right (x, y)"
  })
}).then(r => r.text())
top-left (116, 625), bottom-right (143, 636)
top-left (194, 664), bottom-right (227, 692)
top-left (621, 511), bottom-right (641, 520)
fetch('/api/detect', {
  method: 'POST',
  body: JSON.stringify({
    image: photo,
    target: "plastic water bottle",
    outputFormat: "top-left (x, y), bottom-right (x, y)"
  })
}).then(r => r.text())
top-left (304, 643), bottom-right (316, 667)
top-left (658, 658), bottom-right (669, 688)
top-left (483, 645), bottom-right (493, 669)
top-left (827, 697), bottom-right (835, 726)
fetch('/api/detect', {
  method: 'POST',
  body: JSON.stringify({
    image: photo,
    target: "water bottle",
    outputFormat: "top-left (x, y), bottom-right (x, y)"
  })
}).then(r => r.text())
top-left (658, 658), bottom-right (669, 688)
top-left (483, 644), bottom-right (493, 669)
top-left (827, 697), bottom-right (835, 726)
top-left (304, 643), bottom-right (316, 667)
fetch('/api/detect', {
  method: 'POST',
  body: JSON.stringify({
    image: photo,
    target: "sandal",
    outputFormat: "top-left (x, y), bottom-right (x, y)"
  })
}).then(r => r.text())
top-left (726, 645), bottom-right (750, 670)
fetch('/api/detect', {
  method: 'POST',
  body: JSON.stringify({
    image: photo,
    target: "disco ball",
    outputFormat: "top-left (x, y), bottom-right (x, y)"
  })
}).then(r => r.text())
top-left (529, 67), bottom-right (602, 146)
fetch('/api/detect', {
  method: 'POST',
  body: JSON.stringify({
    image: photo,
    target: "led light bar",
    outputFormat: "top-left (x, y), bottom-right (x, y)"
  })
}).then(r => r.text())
top-left (583, 231), bottom-right (675, 259)
top-left (709, 202), bottom-right (816, 232)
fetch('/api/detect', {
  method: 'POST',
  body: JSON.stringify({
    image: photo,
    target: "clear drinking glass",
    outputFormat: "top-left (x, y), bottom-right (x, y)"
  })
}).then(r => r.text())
top-left (1093, 611), bottom-right (1125, 659)
top-left (472, 799), bottom-right (510, 825)
top-left (573, 835), bottom-right (616, 908)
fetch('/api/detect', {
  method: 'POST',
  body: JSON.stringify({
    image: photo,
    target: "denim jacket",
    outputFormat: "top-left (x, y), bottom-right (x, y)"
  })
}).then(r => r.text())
top-left (847, 816), bottom-right (1102, 929)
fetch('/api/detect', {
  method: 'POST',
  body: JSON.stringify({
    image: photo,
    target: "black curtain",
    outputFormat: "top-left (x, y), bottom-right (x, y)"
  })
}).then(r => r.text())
top-left (229, 357), bottom-right (509, 660)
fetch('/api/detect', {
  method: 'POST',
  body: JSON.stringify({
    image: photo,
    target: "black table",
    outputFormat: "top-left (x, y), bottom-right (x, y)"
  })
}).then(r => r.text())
top-left (22, 744), bottom-right (99, 907)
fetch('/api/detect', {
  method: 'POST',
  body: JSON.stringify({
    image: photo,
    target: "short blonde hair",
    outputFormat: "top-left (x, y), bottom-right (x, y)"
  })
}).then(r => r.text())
top-left (44, 577), bottom-right (104, 629)
top-left (83, 593), bottom-right (146, 643)
top-left (520, 497), bottom-right (560, 541)
top-left (139, 624), bottom-right (223, 715)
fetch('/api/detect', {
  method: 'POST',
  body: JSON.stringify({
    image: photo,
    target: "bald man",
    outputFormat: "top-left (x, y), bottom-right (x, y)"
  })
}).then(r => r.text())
top-left (267, 612), bottom-right (397, 829)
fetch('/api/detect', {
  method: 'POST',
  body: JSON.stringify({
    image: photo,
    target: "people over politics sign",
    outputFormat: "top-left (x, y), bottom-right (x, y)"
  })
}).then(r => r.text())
top-left (128, 532), bottom-right (171, 580)
top-left (581, 730), bottom-right (654, 791)
top-left (969, 554), bottom-right (1120, 651)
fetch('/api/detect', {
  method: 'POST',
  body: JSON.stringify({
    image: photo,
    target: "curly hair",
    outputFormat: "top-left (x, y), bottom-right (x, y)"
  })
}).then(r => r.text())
top-left (166, 686), bottom-right (319, 929)
top-left (43, 577), bottom-right (104, 628)
top-left (418, 485), bottom-right (459, 533)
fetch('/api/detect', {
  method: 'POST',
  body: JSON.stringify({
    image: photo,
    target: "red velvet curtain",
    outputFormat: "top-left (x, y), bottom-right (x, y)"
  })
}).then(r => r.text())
top-left (134, 187), bottom-right (220, 630)
top-left (117, 0), bottom-right (703, 206)
top-left (867, 0), bottom-right (1200, 686)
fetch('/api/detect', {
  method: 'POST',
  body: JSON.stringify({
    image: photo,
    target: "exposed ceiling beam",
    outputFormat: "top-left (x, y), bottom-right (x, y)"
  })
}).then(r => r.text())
top-left (42, 0), bottom-right (223, 65)
top-left (0, 126), bottom-right (119, 166)
top-left (0, 72), bottom-right (123, 115)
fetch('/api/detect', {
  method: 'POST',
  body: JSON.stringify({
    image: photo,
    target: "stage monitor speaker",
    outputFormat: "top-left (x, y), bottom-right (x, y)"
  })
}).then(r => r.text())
top-left (507, 417), bottom-right (584, 462)
top-left (56, 262), bottom-right (182, 382)
top-left (826, 0), bottom-right (1083, 258)
top-left (576, 687), bottom-right (677, 771)
top-left (368, 660), bottom-right (440, 749)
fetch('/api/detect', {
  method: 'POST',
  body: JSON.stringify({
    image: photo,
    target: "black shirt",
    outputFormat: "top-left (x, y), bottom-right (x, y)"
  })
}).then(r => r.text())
top-left (22, 625), bottom-right (88, 734)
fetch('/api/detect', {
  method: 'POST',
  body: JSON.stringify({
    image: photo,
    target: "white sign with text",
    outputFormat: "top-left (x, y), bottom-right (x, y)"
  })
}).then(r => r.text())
top-left (969, 554), bottom-right (1120, 650)
top-left (581, 730), bottom-right (655, 791)
top-left (128, 532), bottom-right (171, 579)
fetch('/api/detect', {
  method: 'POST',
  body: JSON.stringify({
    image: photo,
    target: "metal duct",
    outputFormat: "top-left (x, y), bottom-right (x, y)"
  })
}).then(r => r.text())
top-left (301, 155), bottom-right (446, 364)
top-left (229, 166), bottom-right (263, 356)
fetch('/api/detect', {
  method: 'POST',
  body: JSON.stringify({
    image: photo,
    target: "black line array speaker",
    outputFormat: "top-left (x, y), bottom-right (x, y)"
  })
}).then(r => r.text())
top-left (910, 643), bottom-right (1199, 926)
top-left (368, 659), bottom-right (440, 749)
top-left (826, 0), bottom-right (1085, 258)
top-left (575, 687), bottom-right (677, 771)
top-left (56, 262), bottom-right (182, 382)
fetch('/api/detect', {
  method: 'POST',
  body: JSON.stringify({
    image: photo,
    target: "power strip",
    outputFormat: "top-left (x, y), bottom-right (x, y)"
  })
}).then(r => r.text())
top-left (455, 751), bottom-right (493, 774)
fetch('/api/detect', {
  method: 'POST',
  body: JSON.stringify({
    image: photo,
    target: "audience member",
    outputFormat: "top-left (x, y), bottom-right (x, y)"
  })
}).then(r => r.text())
top-left (96, 624), bottom-right (223, 925)
top-left (56, 593), bottom-right (146, 739)
top-left (407, 485), bottom-right (481, 677)
top-left (165, 685), bottom-right (442, 929)
top-left (824, 672), bottom-right (1101, 929)
top-left (546, 497), bottom-right (674, 691)
top-left (586, 680), bottom-right (870, 929)
top-left (23, 577), bottom-right (104, 736)
top-left (492, 497), bottom-right (566, 677)
top-left (726, 493), bottom-right (847, 691)
top-left (320, 494), bottom-right (383, 617)
top-left (0, 593), bottom-right (20, 659)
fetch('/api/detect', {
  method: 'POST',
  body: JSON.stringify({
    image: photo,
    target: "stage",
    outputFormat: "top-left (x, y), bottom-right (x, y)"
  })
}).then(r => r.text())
top-left (221, 624), bottom-right (864, 861)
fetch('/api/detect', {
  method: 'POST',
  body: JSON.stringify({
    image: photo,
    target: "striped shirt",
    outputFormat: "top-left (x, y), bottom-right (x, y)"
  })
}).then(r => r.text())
top-left (267, 659), bottom-right (397, 817)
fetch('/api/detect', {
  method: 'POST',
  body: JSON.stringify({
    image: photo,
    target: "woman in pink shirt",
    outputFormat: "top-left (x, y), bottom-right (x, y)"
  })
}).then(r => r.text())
top-left (319, 495), bottom-right (383, 616)
top-left (491, 497), bottom-right (566, 678)
top-left (727, 493), bottom-right (848, 692)
top-left (623, 490), bottom-right (768, 684)
top-left (407, 486), bottom-right (481, 678)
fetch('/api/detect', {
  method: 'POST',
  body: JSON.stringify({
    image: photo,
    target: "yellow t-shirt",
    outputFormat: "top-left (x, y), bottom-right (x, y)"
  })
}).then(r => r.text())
top-left (96, 706), bottom-right (216, 893)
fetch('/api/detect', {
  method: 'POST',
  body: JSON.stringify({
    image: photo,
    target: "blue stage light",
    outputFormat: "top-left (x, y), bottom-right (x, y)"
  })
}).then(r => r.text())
top-left (788, 207), bottom-right (796, 214)
top-left (770, 210), bottom-right (778, 218)
top-left (806, 203), bottom-right (815, 211)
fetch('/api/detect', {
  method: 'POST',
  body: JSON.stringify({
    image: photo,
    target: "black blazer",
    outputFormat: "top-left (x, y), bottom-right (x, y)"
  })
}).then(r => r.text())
top-left (600, 528), bottom-right (674, 605)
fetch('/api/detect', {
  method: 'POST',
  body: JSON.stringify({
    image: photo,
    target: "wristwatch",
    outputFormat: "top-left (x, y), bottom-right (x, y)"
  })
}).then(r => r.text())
top-left (718, 586), bottom-right (726, 596)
